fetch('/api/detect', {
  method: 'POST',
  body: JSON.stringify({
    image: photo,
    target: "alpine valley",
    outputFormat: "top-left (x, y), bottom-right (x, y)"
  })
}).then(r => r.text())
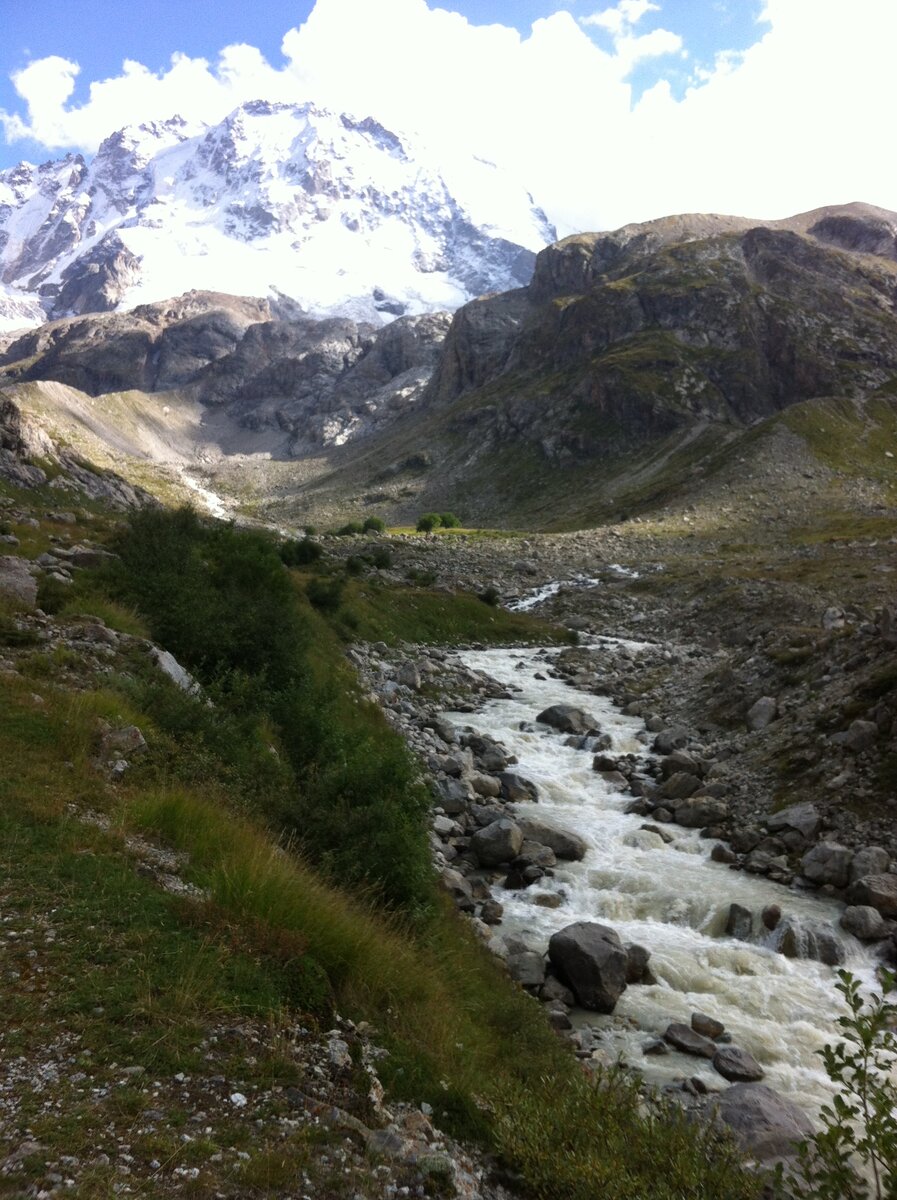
top-left (1, 96), bottom-right (897, 1200)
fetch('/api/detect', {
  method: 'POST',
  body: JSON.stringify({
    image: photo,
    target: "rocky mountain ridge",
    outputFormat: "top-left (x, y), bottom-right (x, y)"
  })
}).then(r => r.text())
top-left (0, 100), bottom-right (554, 331)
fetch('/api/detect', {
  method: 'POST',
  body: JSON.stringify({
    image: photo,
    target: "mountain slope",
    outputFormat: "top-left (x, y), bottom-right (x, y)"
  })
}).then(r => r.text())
top-left (0, 101), bottom-right (555, 331)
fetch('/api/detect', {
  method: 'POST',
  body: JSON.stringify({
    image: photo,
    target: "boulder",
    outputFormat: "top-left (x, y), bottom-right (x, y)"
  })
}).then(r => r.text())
top-left (674, 796), bottom-right (730, 828)
top-left (625, 943), bottom-right (653, 984)
top-left (622, 829), bottom-right (666, 851)
top-left (663, 1023), bottom-right (716, 1058)
top-left (839, 719), bottom-right (879, 753)
top-left (0, 555), bottom-right (37, 608)
top-left (746, 696), bottom-right (777, 731)
top-left (849, 847), bottom-right (891, 884)
top-left (507, 951), bottom-right (546, 989)
top-left (499, 771), bottom-right (539, 803)
top-left (725, 904), bottom-right (753, 940)
top-left (800, 842), bottom-right (854, 889)
top-left (547, 922), bottom-right (628, 1013)
top-left (846, 874), bottom-right (897, 917)
top-left (692, 1012), bottom-right (725, 1040)
top-left (840, 905), bottom-right (890, 941)
top-left (516, 817), bottom-right (588, 861)
top-left (713, 1046), bottom-right (765, 1083)
top-left (710, 1083), bottom-right (813, 1160)
top-left (658, 772), bottom-right (701, 801)
top-left (470, 819), bottom-right (523, 867)
top-left (536, 705), bottom-right (599, 735)
top-left (775, 917), bottom-right (846, 965)
top-left (653, 726), bottom-right (689, 754)
top-left (396, 661), bottom-right (421, 690)
top-left (433, 777), bottom-right (469, 815)
top-left (765, 802), bottom-right (821, 841)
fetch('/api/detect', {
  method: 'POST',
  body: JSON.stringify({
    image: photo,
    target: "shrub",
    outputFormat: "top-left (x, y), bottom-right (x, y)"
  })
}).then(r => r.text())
top-left (479, 585), bottom-right (501, 606)
top-left (439, 512), bottom-right (462, 528)
top-left (281, 537), bottom-right (323, 566)
top-left (372, 547), bottom-right (393, 570)
top-left (362, 516), bottom-right (386, 533)
top-left (335, 521), bottom-right (363, 537)
top-left (345, 555), bottom-right (366, 577)
top-left (416, 513), bottom-right (442, 533)
top-left (775, 969), bottom-right (897, 1200)
top-left (307, 575), bottom-right (346, 611)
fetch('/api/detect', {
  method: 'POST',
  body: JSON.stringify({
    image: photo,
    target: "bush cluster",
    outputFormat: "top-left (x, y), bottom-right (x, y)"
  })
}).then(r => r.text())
top-left (416, 512), bottom-right (461, 532)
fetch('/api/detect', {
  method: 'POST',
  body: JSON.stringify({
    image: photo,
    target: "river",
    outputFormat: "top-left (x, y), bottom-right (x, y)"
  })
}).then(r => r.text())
top-left (443, 643), bottom-right (880, 1121)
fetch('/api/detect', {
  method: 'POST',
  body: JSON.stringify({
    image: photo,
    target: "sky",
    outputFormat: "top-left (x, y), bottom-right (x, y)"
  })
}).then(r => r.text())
top-left (0, 0), bottom-right (894, 235)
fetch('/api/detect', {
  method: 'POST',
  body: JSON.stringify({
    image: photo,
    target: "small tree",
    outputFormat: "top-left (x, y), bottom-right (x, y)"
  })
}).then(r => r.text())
top-left (362, 516), bottom-right (386, 533)
top-left (280, 537), bottom-right (323, 566)
top-left (335, 521), bottom-right (363, 537)
top-left (440, 512), bottom-right (461, 528)
top-left (416, 513), bottom-right (442, 533)
top-left (775, 969), bottom-right (897, 1200)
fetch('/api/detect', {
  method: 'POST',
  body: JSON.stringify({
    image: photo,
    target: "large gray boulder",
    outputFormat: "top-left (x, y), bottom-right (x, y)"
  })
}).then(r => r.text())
top-left (547, 922), bottom-right (628, 1013)
top-left (746, 696), bottom-right (777, 731)
top-left (499, 771), bottom-right (539, 803)
top-left (663, 1023), bottom-right (716, 1058)
top-left (801, 842), bottom-right (854, 889)
top-left (516, 816), bottom-right (588, 861)
top-left (840, 905), bottom-right (890, 941)
top-left (846, 873), bottom-right (897, 917)
top-left (0, 555), bottom-right (37, 608)
top-left (536, 705), bottom-right (599, 735)
top-left (713, 1046), bottom-right (765, 1082)
top-left (765, 802), bottom-right (821, 841)
top-left (674, 795), bottom-right (730, 828)
top-left (470, 818), bottom-right (523, 867)
top-left (775, 917), bottom-right (846, 965)
top-left (849, 847), bottom-right (891, 883)
top-left (710, 1083), bottom-right (813, 1161)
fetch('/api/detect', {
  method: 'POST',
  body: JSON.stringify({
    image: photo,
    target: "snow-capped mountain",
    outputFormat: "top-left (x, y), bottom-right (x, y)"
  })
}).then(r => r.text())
top-left (0, 101), bottom-right (555, 332)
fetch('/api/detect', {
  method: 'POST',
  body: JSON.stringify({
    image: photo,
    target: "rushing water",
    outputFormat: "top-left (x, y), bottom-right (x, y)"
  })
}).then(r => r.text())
top-left (443, 645), bottom-right (880, 1121)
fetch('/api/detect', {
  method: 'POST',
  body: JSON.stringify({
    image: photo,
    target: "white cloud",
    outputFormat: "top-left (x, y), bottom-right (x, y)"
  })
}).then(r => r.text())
top-left (1, 0), bottom-right (896, 237)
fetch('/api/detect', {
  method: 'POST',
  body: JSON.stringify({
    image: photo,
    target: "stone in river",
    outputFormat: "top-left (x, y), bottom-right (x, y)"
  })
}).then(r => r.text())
top-left (663, 1023), bottom-right (716, 1059)
top-left (536, 705), bottom-right (600, 735)
top-left (548, 922), bottom-right (628, 1013)
top-left (713, 1046), bottom-right (765, 1082)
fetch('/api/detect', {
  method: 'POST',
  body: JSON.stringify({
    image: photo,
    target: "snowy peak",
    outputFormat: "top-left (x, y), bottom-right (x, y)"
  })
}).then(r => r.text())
top-left (0, 101), bottom-right (555, 331)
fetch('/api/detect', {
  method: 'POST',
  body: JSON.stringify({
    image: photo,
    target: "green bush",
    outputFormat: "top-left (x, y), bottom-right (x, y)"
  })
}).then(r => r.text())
top-left (362, 516), bottom-right (386, 533)
top-left (345, 555), bottom-right (366, 577)
top-left (479, 585), bottom-right (501, 606)
top-left (372, 547), bottom-right (393, 570)
top-left (280, 537), bottom-right (323, 566)
top-left (775, 969), bottom-right (897, 1200)
top-left (306, 575), bottom-right (346, 611)
top-left (416, 513), bottom-right (442, 532)
top-left (335, 521), bottom-right (363, 536)
top-left (439, 512), bottom-right (462, 528)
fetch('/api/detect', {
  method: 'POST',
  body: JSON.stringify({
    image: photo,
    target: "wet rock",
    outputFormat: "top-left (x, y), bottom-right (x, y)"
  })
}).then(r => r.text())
top-left (536, 704), bottom-right (599, 734)
top-left (516, 817), bottom-right (588, 861)
top-left (726, 904), bottom-right (753, 940)
top-left (507, 951), bottom-right (546, 989)
top-left (712, 1046), bottom-right (765, 1083)
top-left (663, 1023), bottom-right (716, 1059)
top-left (710, 1083), bottom-right (813, 1160)
top-left (692, 1012), bottom-right (725, 1039)
top-left (846, 874), bottom-right (897, 917)
top-left (470, 819), bottom-right (523, 867)
top-left (711, 843), bottom-right (737, 864)
top-left (643, 1039), bottom-right (669, 1056)
top-left (765, 802), bottom-right (821, 841)
top-left (499, 771), bottom-right (539, 803)
top-left (746, 696), bottom-right (777, 731)
top-left (548, 922), bottom-right (628, 1013)
top-left (840, 905), bottom-right (890, 941)
top-left (761, 905), bottom-right (782, 931)
top-left (801, 842), bottom-right (853, 889)
top-left (540, 975), bottom-right (575, 1006)
top-left (480, 898), bottom-right (504, 925)
top-left (775, 917), bottom-right (846, 965)
top-left (622, 829), bottom-right (666, 851)
top-left (625, 943), bottom-right (653, 984)
top-left (470, 772), bottom-right (501, 798)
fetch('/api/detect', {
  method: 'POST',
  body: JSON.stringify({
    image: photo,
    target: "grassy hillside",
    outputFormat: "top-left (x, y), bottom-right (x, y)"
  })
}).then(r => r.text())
top-left (0, 487), bottom-right (764, 1198)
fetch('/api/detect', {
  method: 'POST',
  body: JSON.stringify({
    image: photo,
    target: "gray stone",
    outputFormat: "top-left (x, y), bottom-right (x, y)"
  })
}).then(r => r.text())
top-left (713, 1046), bottom-right (765, 1083)
top-left (536, 705), bottom-right (599, 735)
top-left (663, 1023), bottom-right (716, 1058)
top-left (692, 1012), bottom-right (725, 1039)
top-left (710, 1083), bottom-right (813, 1160)
top-left (499, 771), bottom-right (539, 803)
top-left (480, 899), bottom-right (504, 925)
top-left (801, 842), bottom-right (854, 889)
top-left (622, 829), bottom-right (666, 851)
top-left (840, 719), bottom-right (878, 753)
top-left (746, 696), bottom-right (777, 731)
top-left (840, 905), bottom-right (890, 941)
top-left (659, 772), bottom-right (701, 801)
top-left (653, 726), bottom-right (689, 754)
top-left (396, 661), bottom-right (421, 690)
top-left (775, 917), bottom-right (846, 965)
top-left (433, 777), bottom-right (469, 815)
top-left (547, 922), bottom-right (628, 1013)
top-left (516, 817), bottom-right (588, 861)
top-left (849, 847), bottom-right (891, 884)
top-left (470, 819), bottom-right (523, 867)
top-left (507, 951), bottom-right (546, 989)
top-left (726, 903), bottom-right (753, 941)
top-left (625, 943), bottom-right (652, 984)
top-left (765, 802), bottom-right (821, 841)
top-left (674, 796), bottom-right (730, 828)
top-left (470, 772), bottom-right (501, 798)
top-left (846, 874), bottom-right (897, 917)
top-left (540, 975), bottom-right (574, 1006)
top-left (0, 555), bottom-right (37, 608)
